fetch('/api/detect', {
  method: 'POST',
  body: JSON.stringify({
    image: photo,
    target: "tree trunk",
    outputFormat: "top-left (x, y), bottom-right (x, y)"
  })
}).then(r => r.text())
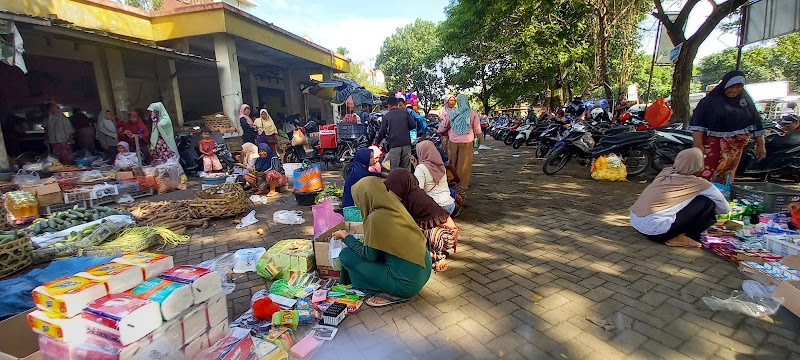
top-left (671, 41), bottom-right (698, 126)
top-left (597, 7), bottom-right (613, 100)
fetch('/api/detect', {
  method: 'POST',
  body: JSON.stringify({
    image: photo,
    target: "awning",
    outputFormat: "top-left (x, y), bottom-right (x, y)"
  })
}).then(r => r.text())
top-left (0, 10), bottom-right (214, 66)
top-left (311, 78), bottom-right (381, 106)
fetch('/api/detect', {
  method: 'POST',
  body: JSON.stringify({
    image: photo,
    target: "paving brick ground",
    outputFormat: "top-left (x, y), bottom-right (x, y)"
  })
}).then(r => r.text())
top-left (155, 139), bottom-right (800, 359)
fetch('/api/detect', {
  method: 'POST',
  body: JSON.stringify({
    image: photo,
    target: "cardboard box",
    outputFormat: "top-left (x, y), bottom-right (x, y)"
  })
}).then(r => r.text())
top-left (0, 309), bottom-right (42, 360)
top-left (313, 222), bottom-right (363, 279)
top-left (21, 183), bottom-right (63, 207)
top-left (115, 172), bottom-right (135, 180)
top-left (739, 255), bottom-right (800, 317)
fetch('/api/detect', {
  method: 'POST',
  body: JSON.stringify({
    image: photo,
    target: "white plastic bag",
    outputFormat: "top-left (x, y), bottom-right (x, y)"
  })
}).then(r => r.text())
top-left (702, 290), bottom-right (783, 317)
top-left (12, 169), bottom-right (40, 187)
top-left (329, 238), bottom-right (343, 271)
top-left (273, 210), bottom-right (305, 225)
top-left (235, 210), bottom-right (259, 229)
top-left (196, 253), bottom-right (236, 294)
top-left (114, 152), bottom-right (138, 169)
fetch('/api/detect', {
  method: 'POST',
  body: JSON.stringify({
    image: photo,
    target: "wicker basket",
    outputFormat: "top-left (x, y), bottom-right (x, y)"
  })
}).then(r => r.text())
top-left (190, 183), bottom-right (251, 219)
top-left (202, 113), bottom-right (232, 131)
top-left (0, 233), bottom-right (32, 278)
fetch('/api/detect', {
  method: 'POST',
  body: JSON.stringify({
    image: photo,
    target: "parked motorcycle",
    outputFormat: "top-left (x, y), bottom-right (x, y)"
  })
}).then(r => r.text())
top-left (650, 127), bottom-right (694, 171)
top-left (738, 116), bottom-right (800, 180)
top-left (542, 121), bottom-right (658, 176)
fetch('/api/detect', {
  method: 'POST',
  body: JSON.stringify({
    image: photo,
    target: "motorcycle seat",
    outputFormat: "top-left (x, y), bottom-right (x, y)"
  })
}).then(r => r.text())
top-left (599, 131), bottom-right (653, 146)
top-left (601, 126), bottom-right (631, 137)
top-left (767, 130), bottom-right (800, 146)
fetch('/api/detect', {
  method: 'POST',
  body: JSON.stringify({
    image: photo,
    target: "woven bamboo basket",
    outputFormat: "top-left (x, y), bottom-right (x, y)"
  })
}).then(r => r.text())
top-left (202, 113), bottom-right (232, 131)
top-left (190, 183), bottom-right (250, 219)
top-left (0, 233), bottom-right (32, 278)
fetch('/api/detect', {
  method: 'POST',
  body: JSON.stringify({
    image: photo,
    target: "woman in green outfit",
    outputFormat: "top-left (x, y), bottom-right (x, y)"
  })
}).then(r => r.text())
top-left (331, 177), bottom-right (433, 306)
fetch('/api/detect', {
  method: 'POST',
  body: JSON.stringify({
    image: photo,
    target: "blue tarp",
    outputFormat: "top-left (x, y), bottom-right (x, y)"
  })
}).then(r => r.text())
top-left (0, 256), bottom-right (114, 320)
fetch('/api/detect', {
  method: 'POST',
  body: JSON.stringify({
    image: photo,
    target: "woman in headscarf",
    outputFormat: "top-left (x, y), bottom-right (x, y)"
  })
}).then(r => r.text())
top-left (440, 94), bottom-right (456, 156)
top-left (411, 141), bottom-right (457, 214)
top-left (44, 103), bottom-right (75, 164)
top-left (238, 142), bottom-right (260, 169)
top-left (147, 102), bottom-right (177, 162)
top-left (368, 145), bottom-right (383, 173)
top-left (96, 110), bottom-right (118, 159)
top-left (630, 148), bottom-right (731, 247)
top-left (331, 177), bottom-right (432, 306)
top-left (239, 104), bottom-right (258, 145)
top-left (385, 169), bottom-right (458, 272)
top-left (119, 110), bottom-right (151, 164)
top-left (689, 71), bottom-right (766, 183)
top-left (342, 147), bottom-right (381, 207)
top-left (243, 144), bottom-right (287, 196)
top-left (437, 94), bottom-right (482, 189)
top-left (71, 108), bottom-right (95, 153)
top-left (255, 108), bottom-right (279, 150)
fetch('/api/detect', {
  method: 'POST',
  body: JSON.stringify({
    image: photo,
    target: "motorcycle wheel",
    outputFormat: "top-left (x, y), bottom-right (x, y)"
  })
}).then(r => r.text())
top-left (503, 134), bottom-right (515, 145)
top-left (525, 137), bottom-right (538, 146)
top-left (543, 147), bottom-right (570, 175)
top-left (651, 146), bottom-right (680, 172)
top-left (283, 150), bottom-right (300, 164)
top-left (512, 137), bottom-right (525, 149)
top-left (623, 147), bottom-right (652, 176)
top-left (535, 144), bottom-right (550, 158)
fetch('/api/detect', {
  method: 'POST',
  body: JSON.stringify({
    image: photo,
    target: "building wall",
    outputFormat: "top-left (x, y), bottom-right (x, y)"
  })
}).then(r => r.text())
top-left (177, 76), bottom-right (223, 121)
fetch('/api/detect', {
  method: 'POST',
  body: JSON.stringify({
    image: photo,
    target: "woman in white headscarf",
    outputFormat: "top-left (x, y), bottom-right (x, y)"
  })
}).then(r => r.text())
top-left (96, 110), bottom-right (119, 159)
top-left (254, 108), bottom-right (279, 151)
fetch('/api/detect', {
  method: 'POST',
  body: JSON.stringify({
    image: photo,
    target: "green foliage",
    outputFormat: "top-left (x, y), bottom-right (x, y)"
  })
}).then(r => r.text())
top-left (697, 34), bottom-right (799, 91)
top-left (338, 61), bottom-right (386, 96)
top-left (375, 19), bottom-right (445, 110)
top-left (124, 0), bottom-right (162, 10)
top-left (335, 47), bottom-right (350, 56)
top-left (629, 52), bottom-right (673, 100)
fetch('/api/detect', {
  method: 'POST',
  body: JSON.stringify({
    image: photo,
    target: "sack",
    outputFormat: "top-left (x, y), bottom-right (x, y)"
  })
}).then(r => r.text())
top-left (312, 197), bottom-right (344, 238)
top-left (293, 161), bottom-right (323, 193)
top-left (591, 154), bottom-right (627, 181)
top-left (291, 129), bottom-right (308, 146)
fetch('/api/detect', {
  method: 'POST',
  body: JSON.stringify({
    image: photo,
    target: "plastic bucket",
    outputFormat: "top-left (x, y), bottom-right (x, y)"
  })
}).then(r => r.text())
top-left (283, 163), bottom-right (302, 183)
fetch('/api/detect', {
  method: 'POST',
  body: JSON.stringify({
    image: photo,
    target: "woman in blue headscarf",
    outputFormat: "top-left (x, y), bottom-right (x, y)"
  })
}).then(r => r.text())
top-left (342, 147), bottom-right (381, 207)
top-left (243, 144), bottom-right (287, 196)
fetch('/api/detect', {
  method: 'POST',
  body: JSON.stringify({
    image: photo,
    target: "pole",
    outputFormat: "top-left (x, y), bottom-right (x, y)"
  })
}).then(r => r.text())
top-left (736, 6), bottom-right (747, 70)
top-left (645, 24), bottom-right (661, 106)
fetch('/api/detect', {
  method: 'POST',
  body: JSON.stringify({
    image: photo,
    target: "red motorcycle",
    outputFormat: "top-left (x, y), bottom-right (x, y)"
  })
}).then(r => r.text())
top-left (502, 119), bottom-right (524, 145)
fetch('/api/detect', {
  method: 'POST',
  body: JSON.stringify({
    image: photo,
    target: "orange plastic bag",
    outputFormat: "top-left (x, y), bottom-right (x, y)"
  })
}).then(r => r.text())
top-left (644, 97), bottom-right (673, 128)
top-left (789, 202), bottom-right (800, 228)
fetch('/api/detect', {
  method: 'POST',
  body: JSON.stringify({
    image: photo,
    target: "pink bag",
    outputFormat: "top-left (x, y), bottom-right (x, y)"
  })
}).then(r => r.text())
top-left (312, 197), bottom-right (344, 238)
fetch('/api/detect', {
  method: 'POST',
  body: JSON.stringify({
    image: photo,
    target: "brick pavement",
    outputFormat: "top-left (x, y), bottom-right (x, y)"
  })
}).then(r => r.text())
top-left (155, 142), bottom-right (800, 359)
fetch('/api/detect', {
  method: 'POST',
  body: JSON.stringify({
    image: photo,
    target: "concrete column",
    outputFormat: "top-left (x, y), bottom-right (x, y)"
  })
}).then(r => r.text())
top-left (321, 68), bottom-right (334, 123)
top-left (90, 46), bottom-right (115, 115)
top-left (155, 59), bottom-right (184, 126)
top-left (249, 74), bottom-right (259, 109)
top-left (104, 48), bottom-right (129, 114)
top-left (283, 68), bottom-right (305, 118)
top-left (213, 34), bottom-right (243, 127)
top-left (0, 121), bottom-right (9, 170)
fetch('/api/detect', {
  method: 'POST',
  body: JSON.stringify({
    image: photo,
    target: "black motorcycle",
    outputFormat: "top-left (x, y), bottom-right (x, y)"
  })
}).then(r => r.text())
top-left (738, 116), bottom-right (800, 180)
top-left (542, 122), bottom-right (657, 176)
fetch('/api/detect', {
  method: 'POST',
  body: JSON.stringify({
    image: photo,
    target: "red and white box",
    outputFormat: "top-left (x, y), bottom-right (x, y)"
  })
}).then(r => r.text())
top-left (159, 266), bottom-right (222, 304)
top-left (82, 293), bottom-right (162, 346)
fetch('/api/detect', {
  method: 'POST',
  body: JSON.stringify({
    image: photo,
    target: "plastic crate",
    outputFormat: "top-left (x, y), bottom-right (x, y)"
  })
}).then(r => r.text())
top-left (42, 200), bottom-right (88, 215)
top-left (336, 123), bottom-right (366, 139)
top-left (63, 189), bottom-right (92, 203)
top-left (731, 182), bottom-right (800, 213)
top-left (117, 180), bottom-right (140, 194)
top-left (136, 175), bottom-right (157, 189)
top-left (128, 188), bottom-right (154, 199)
top-left (90, 184), bottom-right (119, 199)
top-left (763, 235), bottom-right (800, 256)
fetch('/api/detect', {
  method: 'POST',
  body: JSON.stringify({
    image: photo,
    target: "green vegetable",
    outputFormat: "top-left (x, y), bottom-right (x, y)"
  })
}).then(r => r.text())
top-left (315, 185), bottom-right (344, 203)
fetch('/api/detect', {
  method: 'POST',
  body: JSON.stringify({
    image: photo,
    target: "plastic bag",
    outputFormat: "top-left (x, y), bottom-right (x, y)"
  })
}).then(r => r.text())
top-left (701, 290), bottom-right (783, 317)
top-left (79, 170), bottom-right (104, 182)
top-left (312, 197), bottom-right (344, 237)
top-left (329, 238), bottom-right (343, 271)
top-left (742, 280), bottom-right (776, 298)
top-left (273, 210), bottom-right (305, 225)
top-left (154, 155), bottom-right (187, 194)
top-left (292, 129), bottom-right (308, 146)
top-left (591, 154), bottom-right (627, 181)
top-left (12, 169), bottom-right (40, 187)
top-left (236, 210), bottom-right (259, 229)
top-left (114, 152), bottom-right (138, 169)
top-left (196, 253), bottom-right (236, 294)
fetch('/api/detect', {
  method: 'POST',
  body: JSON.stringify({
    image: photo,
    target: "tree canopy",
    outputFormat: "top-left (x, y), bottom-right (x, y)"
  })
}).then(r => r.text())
top-left (375, 19), bottom-right (445, 111)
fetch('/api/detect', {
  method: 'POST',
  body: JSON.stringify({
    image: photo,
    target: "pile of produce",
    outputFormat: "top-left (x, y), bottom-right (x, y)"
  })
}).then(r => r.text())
top-left (25, 206), bottom-right (124, 236)
top-left (314, 185), bottom-right (344, 203)
top-left (0, 230), bottom-right (28, 246)
top-left (122, 201), bottom-right (208, 234)
top-left (57, 223), bottom-right (102, 247)
top-left (87, 226), bottom-right (189, 254)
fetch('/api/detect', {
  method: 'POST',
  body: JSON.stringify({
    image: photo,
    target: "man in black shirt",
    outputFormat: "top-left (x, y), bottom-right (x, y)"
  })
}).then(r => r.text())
top-left (375, 97), bottom-right (416, 170)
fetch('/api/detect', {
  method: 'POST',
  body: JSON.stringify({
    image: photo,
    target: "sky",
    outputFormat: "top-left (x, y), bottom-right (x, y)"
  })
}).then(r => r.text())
top-left (250, 0), bottom-right (742, 67)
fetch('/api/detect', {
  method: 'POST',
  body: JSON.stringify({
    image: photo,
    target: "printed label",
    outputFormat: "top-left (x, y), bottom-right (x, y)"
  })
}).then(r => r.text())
top-left (159, 266), bottom-right (210, 283)
top-left (129, 278), bottom-right (185, 304)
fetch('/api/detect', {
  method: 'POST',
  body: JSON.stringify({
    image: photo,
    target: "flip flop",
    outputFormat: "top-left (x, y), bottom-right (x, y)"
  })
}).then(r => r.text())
top-left (365, 293), bottom-right (409, 307)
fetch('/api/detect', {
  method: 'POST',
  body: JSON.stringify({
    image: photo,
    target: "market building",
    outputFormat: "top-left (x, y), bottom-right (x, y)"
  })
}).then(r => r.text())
top-left (0, 0), bottom-right (350, 165)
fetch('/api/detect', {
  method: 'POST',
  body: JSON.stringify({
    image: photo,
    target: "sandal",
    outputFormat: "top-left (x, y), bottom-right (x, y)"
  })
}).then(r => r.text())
top-left (365, 293), bottom-right (410, 307)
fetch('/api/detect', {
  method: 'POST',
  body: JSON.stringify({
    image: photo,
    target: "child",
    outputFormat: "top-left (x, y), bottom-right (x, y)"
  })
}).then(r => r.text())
top-left (198, 127), bottom-right (223, 172)
top-left (114, 141), bottom-right (138, 170)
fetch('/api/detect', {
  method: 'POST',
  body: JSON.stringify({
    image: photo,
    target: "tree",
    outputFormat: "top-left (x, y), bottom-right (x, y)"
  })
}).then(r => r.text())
top-left (697, 46), bottom-right (784, 89)
top-left (335, 47), bottom-right (349, 56)
top-left (652, 0), bottom-right (749, 124)
top-left (338, 61), bottom-right (387, 96)
top-left (775, 33), bottom-right (800, 91)
top-left (375, 19), bottom-right (445, 112)
top-left (630, 52), bottom-right (673, 100)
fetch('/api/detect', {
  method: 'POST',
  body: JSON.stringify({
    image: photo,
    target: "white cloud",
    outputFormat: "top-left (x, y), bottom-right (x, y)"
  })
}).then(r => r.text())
top-left (303, 17), bottom-right (415, 62)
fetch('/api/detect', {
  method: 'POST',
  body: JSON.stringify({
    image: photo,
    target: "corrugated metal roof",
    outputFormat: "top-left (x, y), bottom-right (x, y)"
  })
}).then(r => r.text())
top-left (0, 9), bottom-right (214, 63)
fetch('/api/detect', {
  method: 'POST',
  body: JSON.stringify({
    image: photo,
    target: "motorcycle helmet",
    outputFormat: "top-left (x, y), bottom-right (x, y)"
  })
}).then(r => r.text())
top-left (619, 112), bottom-right (631, 122)
top-left (566, 97), bottom-right (585, 117)
top-left (590, 107), bottom-right (605, 120)
top-left (304, 119), bottom-right (318, 133)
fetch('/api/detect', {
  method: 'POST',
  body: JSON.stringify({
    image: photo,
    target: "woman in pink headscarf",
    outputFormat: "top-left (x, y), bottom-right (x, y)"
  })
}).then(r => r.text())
top-left (439, 94), bottom-right (456, 156)
top-left (368, 145), bottom-right (383, 173)
top-left (239, 104), bottom-right (257, 144)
